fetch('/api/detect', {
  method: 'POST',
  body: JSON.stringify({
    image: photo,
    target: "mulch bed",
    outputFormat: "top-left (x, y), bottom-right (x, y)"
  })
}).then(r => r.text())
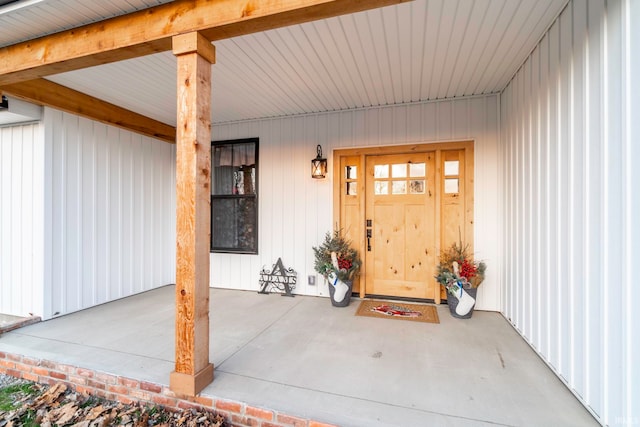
top-left (0, 374), bottom-right (225, 426)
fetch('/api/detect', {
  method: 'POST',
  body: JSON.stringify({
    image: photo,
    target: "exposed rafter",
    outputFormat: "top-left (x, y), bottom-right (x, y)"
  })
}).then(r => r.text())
top-left (0, 0), bottom-right (408, 86)
top-left (1, 79), bottom-right (176, 143)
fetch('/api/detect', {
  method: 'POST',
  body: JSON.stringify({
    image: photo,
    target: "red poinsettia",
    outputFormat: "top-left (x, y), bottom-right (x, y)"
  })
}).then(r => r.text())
top-left (337, 257), bottom-right (352, 271)
top-left (458, 259), bottom-right (478, 280)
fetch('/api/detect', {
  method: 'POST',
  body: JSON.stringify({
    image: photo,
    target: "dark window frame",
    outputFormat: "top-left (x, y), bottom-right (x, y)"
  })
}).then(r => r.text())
top-left (210, 138), bottom-right (259, 254)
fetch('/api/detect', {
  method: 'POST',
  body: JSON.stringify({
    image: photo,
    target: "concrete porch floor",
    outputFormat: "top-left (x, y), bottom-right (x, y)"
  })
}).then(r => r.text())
top-left (0, 285), bottom-right (597, 426)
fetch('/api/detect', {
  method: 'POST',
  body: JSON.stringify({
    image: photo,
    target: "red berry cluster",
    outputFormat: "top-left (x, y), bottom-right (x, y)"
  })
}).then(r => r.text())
top-left (459, 259), bottom-right (477, 279)
top-left (337, 258), bottom-right (352, 270)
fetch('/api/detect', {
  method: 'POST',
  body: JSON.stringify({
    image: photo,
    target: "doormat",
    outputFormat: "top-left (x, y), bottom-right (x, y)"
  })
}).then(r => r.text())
top-left (355, 300), bottom-right (439, 324)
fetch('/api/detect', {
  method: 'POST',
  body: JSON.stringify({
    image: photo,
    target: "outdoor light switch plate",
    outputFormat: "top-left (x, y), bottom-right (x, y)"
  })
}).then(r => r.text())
top-left (308, 275), bottom-right (316, 285)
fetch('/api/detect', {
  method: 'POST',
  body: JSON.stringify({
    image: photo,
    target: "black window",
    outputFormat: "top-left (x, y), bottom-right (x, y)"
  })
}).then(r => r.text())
top-left (211, 138), bottom-right (258, 253)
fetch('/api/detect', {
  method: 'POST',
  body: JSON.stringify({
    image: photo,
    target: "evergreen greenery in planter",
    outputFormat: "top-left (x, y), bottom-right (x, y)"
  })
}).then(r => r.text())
top-left (313, 230), bottom-right (361, 306)
top-left (435, 241), bottom-right (487, 318)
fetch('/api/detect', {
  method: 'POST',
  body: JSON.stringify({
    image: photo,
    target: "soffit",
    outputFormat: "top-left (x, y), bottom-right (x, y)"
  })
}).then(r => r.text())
top-left (0, 0), bottom-right (567, 126)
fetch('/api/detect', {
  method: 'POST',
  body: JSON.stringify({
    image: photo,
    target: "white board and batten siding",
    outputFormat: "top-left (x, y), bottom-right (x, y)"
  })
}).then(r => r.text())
top-left (0, 122), bottom-right (46, 318)
top-left (500, 0), bottom-right (639, 425)
top-left (40, 109), bottom-right (176, 320)
top-left (212, 94), bottom-right (501, 311)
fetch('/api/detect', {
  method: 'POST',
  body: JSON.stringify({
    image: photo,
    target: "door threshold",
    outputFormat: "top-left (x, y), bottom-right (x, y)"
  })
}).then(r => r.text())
top-left (363, 294), bottom-right (437, 305)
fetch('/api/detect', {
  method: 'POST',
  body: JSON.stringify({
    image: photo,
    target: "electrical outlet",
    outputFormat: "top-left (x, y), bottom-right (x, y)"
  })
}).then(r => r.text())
top-left (308, 275), bottom-right (316, 285)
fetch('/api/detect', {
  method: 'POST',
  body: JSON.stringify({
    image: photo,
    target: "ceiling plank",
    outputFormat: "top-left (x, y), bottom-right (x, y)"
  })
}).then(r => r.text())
top-left (1, 79), bottom-right (176, 143)
top-left (0, 0), bottom-right (409, 86)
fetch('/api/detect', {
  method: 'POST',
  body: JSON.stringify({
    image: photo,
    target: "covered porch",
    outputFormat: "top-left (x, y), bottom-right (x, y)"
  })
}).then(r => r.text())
top-left (0, 286), bottom-right (596, 426)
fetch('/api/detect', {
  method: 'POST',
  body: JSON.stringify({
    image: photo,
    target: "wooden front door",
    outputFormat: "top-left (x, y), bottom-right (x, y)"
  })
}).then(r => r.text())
top-left (364, 153), bottom-right (437, 299)
top-left (334, 142), bottom-right (474, 302)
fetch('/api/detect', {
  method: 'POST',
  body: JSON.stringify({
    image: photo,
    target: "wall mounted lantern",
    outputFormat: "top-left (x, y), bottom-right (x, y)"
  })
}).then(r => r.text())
top-left (311, 144), bottom-right (327, 179)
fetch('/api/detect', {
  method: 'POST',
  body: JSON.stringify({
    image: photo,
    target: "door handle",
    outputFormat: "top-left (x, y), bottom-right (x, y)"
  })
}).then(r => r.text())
top-left (366, 228), bottom-right (372, 251)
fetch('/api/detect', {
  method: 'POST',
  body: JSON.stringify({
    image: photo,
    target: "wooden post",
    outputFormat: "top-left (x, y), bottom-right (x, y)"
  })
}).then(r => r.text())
top-left (170, 32), bottom-right (216, 397)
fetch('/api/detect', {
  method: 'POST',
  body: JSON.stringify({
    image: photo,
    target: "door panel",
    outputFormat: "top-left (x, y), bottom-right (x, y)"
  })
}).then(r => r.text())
top-left (338, 155), bottom-right (363, 292)
top-left (439, 149), bottom-right (470, 301)
top-left (365, 153), bottom-right (436, 299)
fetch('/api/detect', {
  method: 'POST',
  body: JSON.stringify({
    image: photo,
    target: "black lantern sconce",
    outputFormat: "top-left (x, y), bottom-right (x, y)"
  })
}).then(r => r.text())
top-left (311, 144), bottom-right (327, 179)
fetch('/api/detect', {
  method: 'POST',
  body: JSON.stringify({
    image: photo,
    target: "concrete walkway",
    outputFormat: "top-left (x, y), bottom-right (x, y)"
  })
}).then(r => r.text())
top-left (0, 285), bottom-right (597, 426)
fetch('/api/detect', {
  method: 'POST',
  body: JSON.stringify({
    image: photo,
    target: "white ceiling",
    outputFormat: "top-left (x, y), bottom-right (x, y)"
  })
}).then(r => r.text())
top-left (0, 0), bottom-right (567, 126)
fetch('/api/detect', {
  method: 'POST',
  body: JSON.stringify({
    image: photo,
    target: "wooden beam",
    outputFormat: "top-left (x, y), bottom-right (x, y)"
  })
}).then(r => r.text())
top-left (0, 0), bottom-right (409, 86)
top-left (170, 32), bottom-right (215, 397)
top-left (1, 79), bottom-right (175, 143)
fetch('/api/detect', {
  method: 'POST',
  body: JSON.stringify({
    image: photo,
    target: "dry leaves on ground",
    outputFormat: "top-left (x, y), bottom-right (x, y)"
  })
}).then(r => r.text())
top-left (0, 375), bottom-right (225, 426)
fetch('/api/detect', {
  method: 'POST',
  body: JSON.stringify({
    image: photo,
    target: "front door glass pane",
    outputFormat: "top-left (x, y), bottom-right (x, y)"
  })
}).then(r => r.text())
top-left (410, 180), bottom-right (425, 194)
top-left (375, 181), bottom-right (389, 195)
top-left (374, 164), bottom-right (389, 178)
top-left (445, 178), bottom-right (459, 194)
top-left (392, 181), bottom-right (406, 194)
top-left (346, 166), bottom-right (357, 179)
top-left (444, 160), bottom-right (459, 176)
top-left (409, 163), bottom-right (425, 177)
top-left (391, 163), bottom-right (407, 178)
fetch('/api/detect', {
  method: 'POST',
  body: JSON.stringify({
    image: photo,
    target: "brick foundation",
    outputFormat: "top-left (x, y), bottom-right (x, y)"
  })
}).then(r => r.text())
top-left (0, 351), bottom-right (337, 427)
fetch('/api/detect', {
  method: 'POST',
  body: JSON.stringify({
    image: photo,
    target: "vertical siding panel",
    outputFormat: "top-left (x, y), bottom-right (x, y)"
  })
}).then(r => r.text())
top-left (558, 6), bottom-right (573, 381)
top-left (517, 61), bottom-right (528, 337)
top-left (33, 123), bottom-right (46, 318)
top-left (436, 100), bottom-right (452, 140)
top-left (585, 0), bottom-right (604, 415)
top-left (50, 110), bottom-right (65, 316)
top-left (152, 140), bottom-right (164, 289)
top-left (11, 129), bottom-right (23, 311)
top-left (517, 69), bottom-right (526, 332)
top-left (21, 128), bottom-right (34, 313)
top-left (547, 19), bottom-right (561, 372)
top-left (79, 118), bottom-right (95, 307)
top-left (364, 108), bottom-right (379, 145)
top-left (121, 131), bottom-right (133, 296)
top-left (629, 0), bottom-right (640, 421)
top-left (135, 135), bottom-right (145, 293)
top-left (452, 98), bottom-right (468, 140)
top-left (528, 49), bottom-right (540, 349)
top-left (109, 126), bottom-right (122, 300)
top-left (421, 102), bottom-right (437, 141)
top-left (499, 87), bottom-right (507, 315)
top-left (538, 33), bottom-right (551, 359)
top-left (571, 0), bottom-right (588, 399)
top-left (603, 1), bottom-right (624, 423)
top-left (143, 138), bottom-right (154, 291)
top-left (504, 78), bottom-right (514, 322)
top-left (379, 107), bottom-right (393, 144)
top-left (291, 116), bottom-right (307, 294)
top-left (96, 122), bottom-right (109, 304)
top-left (510, 72), bottom-right (521, 329)
top-left (63, 113), bottom-right (80, 313)
top-left (392, 105), bottom-right (407, 143)
top-left (522, 59), bottom-right (532, 339)
top-left (406, 103), bottom-right (421, 142)
top-left (271, 119), bottom-right (284, 266)
top-left (43, 120), bottom-right (53, 318)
